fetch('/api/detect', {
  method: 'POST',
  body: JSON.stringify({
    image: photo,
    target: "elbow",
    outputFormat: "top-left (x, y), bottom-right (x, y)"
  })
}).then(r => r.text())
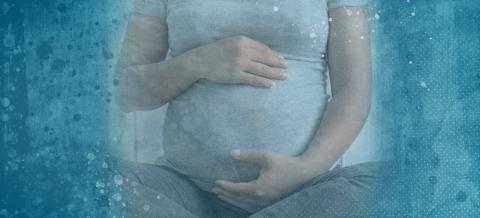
top-left (362, 97), bottom-right (371, 121)
top-left (333, 87), bottom-right (371, 121)
top-left (357, 89), bottom-right (372, 122)
top-left (117, 98), bottom-right (136, 113)
top-left (114, 67), bottom-right (138, 113)
top-left (114, 64), bottom-right (170, 113)
top-left (115, 83), bottom-right (167, 113)
top-left (115, 83), bottom-right (136, 113)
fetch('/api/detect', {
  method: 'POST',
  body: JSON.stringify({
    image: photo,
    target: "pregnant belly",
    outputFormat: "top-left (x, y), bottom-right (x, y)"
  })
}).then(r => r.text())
top-left (162, 61), bottom-right (329, 191)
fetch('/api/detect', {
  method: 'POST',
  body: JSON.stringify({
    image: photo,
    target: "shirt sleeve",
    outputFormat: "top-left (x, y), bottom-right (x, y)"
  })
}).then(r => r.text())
top-left (132, 0), bottom-right (167, 17)
top-left (327, 0), bottom-right (368, 10)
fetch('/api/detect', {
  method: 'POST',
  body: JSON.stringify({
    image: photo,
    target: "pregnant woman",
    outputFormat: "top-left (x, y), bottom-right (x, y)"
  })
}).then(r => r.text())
top-left (116, 0), bottom-right (386, 217)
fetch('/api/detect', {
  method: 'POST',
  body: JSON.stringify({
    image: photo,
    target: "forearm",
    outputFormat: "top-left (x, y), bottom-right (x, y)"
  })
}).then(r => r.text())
top-left (293, 5), bottom-right (372, 180)
top-left (298, 87), bottom-right (371, 178)
top-left (117, 53), bottom-right (198, 112)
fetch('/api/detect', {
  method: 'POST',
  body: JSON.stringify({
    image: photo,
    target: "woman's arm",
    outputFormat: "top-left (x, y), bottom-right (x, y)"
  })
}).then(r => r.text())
top-left (212, 6), bottom-right (372, 212)
top-left (116, 13), bottom-right (288, 112)
top-left (116, 13), bottom-right (198, 112)
top-left (298, 6), bottom-right (372, 176)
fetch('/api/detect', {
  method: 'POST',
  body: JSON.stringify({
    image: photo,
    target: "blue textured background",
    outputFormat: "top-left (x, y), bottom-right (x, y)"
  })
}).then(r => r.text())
top-left (372, 0), bottom-right (480, 216)
top-left (1, 0), bottom-right (479, 217)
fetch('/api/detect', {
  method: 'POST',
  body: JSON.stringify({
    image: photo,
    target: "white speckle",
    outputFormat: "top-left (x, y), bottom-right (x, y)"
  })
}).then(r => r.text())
top-left (409, 61), bottom-right (413, 65)
top-left (87, 153), bottom-right (95, 161)
top-left (374, 13), bottom-right (380, 20)
top-left (346, 9), bottom-right (353, 16)
top-left (112, 193), bottom-right (122, 201)
top-left (420, 81), bottom-right (427, 88)
top-left (360, 35), bottom-right (365, 40)
top-left (411, 12), bottom-right (416, 16)
top-left (309, 32), bottom-right (317, 38)
top-left (143, 205), bottom-right (150, 211)
top-left (102, 161), bottom-right (108, 168)
top-left (356, 10), bottom-right (360, 15)
top-left (96, 181), bottom-right (105, 188)
top-left (273, 6), bottom-right (279, 11)
top-left (1, 98), bottom-right (9, 107)
top-left (114, 175), bottom-right (123, 186)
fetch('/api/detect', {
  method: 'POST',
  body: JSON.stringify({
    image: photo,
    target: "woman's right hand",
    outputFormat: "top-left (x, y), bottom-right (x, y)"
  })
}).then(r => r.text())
top-left (184, 35), bottom-right (289, 87)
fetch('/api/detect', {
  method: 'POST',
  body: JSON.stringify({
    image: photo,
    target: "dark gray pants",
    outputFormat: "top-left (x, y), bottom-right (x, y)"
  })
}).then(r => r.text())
top-left (118, 160), bottom-right (388, 218)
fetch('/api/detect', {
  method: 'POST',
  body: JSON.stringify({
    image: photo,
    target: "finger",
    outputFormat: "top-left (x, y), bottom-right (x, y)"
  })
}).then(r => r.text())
top-left (231, 149), bottom-right (268, 166)
top-left (215, 180), bottom-right (256, 196)
top-left (236, 72), bottom-right (275, 88)
top-left (218, 195), bottom-right (256, 212)
top-left (243, 37), bottom-right (284, 60)
top-left (248, 49), bottom-right (288, 68)
top-left (213, 187), bottom-right (255, 206)
top-left (244, 62), bottom-right (288, 80)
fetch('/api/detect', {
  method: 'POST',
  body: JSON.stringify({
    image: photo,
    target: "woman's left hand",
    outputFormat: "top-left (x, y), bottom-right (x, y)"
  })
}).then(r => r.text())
top-left (212, 149), bottom-right (323, 212)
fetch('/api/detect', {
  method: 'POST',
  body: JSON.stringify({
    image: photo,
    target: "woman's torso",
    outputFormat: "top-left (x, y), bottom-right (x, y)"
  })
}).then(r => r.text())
top-left (160, 0), bottom-right (341, 191)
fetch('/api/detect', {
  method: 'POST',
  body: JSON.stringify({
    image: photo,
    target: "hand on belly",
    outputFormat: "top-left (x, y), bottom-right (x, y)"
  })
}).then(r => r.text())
top-left (186, 35), bottom-right (288, 87)
top-left (212, 149), bottom-right (315, 212)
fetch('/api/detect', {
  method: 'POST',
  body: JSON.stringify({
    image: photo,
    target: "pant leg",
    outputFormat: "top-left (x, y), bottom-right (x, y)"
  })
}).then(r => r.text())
top-left (117, 159), bottom-right (217, 218)
top-left (203, 191), bottom-right (253, 218)
top-left (249, 161), bottom-right (390, 218)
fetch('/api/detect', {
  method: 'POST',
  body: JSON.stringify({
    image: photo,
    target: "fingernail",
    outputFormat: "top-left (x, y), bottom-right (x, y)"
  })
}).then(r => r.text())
top-left (281, 73), bottom-right (288, 79)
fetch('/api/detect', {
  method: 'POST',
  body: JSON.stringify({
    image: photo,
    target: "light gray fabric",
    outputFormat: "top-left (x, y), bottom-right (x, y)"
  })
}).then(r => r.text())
top-left (133, 0), bottom-right (167, 17)
top-left (131, 0), bottom-right (370, 17)
top-left (132, 0), bottom-right (370, 191)
top-left (327, 0), bottom-right (369, 9)
top-left (118, 159), bottom-right (387, 218)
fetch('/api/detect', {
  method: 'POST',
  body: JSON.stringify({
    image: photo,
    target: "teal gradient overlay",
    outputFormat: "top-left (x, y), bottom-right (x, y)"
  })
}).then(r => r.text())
top-left (1, 0), bottom-right (479, 217)
top-left (372, 0), bottom-right (480, 216)
top-left (1, 0), bottom-right (124, 217)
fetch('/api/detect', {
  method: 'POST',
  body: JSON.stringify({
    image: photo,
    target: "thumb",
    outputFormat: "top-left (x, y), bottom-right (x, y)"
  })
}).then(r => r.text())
top-left (231, 149), bottom-right (268, 166)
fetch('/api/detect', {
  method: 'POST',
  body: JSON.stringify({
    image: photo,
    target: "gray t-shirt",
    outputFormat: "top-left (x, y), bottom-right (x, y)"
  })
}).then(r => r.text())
top-left (133, 0), bottom-right (373, 191)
